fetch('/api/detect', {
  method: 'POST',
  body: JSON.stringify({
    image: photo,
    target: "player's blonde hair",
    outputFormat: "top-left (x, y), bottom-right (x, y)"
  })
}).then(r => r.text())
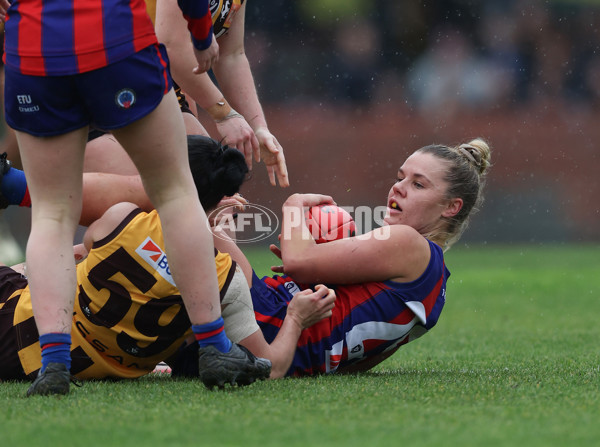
top-left (416, 138), bottom-right (492, 250)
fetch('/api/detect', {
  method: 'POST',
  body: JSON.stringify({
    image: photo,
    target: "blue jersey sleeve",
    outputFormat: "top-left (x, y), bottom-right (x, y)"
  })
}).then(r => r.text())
top-left (177, 0), bottom-right (213, 50)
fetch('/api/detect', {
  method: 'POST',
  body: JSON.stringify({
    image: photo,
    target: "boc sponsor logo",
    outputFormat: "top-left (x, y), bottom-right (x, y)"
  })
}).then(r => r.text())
top-left (135, 237), bottom-right (175, 286)
top-left (209, 203), bottom-right (279, 243)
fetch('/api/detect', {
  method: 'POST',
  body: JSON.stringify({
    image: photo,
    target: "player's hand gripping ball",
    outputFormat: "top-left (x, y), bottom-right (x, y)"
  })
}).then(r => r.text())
top-left (305, 205), bottom-right (356, 243)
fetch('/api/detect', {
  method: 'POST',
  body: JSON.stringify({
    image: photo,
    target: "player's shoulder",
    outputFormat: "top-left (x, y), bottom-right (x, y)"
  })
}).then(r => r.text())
top-left (364, 224), bottom-right (428, 251)
top-left (84, 202), bottom-right (142, 248)
top-left (101, 202), bottom-right (141, 224)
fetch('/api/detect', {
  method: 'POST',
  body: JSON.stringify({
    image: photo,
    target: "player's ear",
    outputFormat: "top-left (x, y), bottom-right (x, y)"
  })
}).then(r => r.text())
top-left (442, 198), bottom-right (463, 218)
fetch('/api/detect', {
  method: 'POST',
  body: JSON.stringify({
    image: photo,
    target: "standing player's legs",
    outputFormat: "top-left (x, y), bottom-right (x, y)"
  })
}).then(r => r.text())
top-left (3, 63), bottom-right (96, 396)
top-left (16, 128), bottom-right (88, 395)
top-left (112, 91), bottom-right (223, 326)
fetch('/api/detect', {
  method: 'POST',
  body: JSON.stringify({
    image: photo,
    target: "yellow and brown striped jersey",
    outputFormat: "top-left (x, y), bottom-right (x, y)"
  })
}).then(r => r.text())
top-left (13, 208), bottom-right (235, 379)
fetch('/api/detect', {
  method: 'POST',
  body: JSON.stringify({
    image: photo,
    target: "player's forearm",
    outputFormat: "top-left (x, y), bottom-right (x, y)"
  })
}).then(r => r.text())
top-left (212, 54), bottom-right (268, 130)
top-left (279, 197), bottom-right (319, 281)
top-left (164, 38), bottom-right (241, 122)
top-left (155, 0), bottom-right (225, 112)
top-left (264, 316), bottom-right (304, 378)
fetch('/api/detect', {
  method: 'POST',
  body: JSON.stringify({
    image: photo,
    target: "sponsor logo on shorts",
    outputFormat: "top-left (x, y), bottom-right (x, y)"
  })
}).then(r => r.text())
top-left (16, 94), bottom-right (40, 113)
top-left (115, 89), bottom-right (136, 109)
top-left (135, 237), bottom-right (175, 286)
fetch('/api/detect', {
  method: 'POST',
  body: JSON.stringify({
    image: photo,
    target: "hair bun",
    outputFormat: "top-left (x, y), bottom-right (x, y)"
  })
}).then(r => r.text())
top-left (458, 138), bottom-right (491, 175)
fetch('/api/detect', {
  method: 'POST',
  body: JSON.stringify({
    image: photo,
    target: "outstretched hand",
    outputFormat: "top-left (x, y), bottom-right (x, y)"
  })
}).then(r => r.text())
top-left (216, 116), bottom-right (259, 172)
top-left (256, 128), bottom-right (289, 187)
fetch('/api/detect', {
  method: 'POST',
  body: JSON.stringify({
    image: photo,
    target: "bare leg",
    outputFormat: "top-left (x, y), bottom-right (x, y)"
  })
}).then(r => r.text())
top-left (83, 133), bottom-right (138, 174)
top-left (83, 114), bottom-right (208, 176)
top-left (112, 90), bottom-right (221, 324)
top-left (16, 127), bottom-right (88, 335)
top-left (80, 173), bottom-right (151, 226)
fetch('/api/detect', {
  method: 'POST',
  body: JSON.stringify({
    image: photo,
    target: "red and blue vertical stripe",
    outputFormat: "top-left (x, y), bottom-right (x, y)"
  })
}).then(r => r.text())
top-left (4, 0), bottom-right (157, 75)
top-left (177, 0), bottom-right (213, 50)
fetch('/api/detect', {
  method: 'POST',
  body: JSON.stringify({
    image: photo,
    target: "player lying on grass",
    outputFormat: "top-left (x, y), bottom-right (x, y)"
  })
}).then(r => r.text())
top-left (1, 137), bottom-right (491, 376)
top-left (0, 137), bottom-right (334, 387)
top-left (175, 138), bottom-right (492, 375)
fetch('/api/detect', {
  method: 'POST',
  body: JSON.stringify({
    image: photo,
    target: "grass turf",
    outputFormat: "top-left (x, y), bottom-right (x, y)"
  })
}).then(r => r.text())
top-left (1, 244), bottom-right (598, 446)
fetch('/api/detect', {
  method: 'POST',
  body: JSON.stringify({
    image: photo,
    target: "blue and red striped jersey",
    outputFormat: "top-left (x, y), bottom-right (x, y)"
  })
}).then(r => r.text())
top-left (4, 0), bottom-right (158, 75)
top-left (251, 240), bottom-right (450, 376)
top-left (178, 0), bottom-right (213, 50)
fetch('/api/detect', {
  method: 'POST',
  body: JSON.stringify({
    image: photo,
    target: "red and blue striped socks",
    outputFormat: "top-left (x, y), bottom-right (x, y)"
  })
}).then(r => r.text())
top-left (39, 333), bottom-right (71, 372)
top-left (0, 167), bottom-right (30, 207)
top-left (191, 317), bottom-right (232, 353)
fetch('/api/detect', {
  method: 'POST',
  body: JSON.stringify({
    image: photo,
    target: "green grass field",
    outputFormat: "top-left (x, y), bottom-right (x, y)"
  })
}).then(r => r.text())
top-left (1, 244), bottom-right (598, 447)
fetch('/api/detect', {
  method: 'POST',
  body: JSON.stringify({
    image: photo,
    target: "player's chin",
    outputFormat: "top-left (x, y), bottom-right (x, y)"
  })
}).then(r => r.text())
top-left (382, 215), bottom-right (398, 226)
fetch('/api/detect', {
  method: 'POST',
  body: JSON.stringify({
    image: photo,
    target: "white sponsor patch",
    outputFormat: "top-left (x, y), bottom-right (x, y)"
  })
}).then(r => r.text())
top-left (135, 237), bottom-right (175, 286)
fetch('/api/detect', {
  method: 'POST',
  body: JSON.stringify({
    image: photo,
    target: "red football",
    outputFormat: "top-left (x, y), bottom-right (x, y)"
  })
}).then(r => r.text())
top-left (305, 204), bottom-right (356, 244)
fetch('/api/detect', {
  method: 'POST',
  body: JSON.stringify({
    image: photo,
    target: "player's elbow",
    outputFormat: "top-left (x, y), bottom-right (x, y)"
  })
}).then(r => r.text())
top-left (282, 259), bottom-right (314, 284)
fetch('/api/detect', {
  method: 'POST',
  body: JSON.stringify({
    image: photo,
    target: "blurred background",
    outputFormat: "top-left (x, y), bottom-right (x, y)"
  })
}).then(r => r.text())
top-left (1, 0), bottom-right (599, 262)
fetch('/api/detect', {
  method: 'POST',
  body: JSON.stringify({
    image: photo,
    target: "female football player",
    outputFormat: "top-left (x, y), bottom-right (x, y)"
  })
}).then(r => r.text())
top-left (205, 138), bottom-right (492, 375)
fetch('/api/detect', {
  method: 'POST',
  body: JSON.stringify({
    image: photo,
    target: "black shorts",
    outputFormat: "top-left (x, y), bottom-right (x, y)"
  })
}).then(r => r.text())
top-left (0, 266), bottom-right (29, 380)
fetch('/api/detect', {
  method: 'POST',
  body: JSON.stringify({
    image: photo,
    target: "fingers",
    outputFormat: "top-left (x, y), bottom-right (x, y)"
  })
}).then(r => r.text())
top-left (252, 135), bottom-right (260, 163)
top-left (314, 284), bottom-right (336, 307)
top-left (311, 285), bottom-right (336, 323)
top-left (275, 156), bottom-right (290, 187)
top-left (288, 193), bottom-right (335, 208)
top-left (269, 244), bottom-right (282, 262)
top-left (231, 193), bottom-right (249, 206)
top-left (269, 243), bottom-right (283, 272)
top-left (216, 118), bottom-right (256, 170)
top-left (267, 166), bottom-right (276, 186)
top-left (192, 38), bottom-right (219, 74)
top-left (216, 197), bottom-right (246, 210)
top-left (240, 139), bottom-right (253, 171)
top-left (270, 265), bottom-right (284, 273)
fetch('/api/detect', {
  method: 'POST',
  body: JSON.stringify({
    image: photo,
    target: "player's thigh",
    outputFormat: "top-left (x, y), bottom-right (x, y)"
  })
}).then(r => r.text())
top-left (16, 129), bottom-right (88, 211)
top-left (111, 89), bottom-right (191, 191)
top-left (84, 133), bottom-right (138, 175)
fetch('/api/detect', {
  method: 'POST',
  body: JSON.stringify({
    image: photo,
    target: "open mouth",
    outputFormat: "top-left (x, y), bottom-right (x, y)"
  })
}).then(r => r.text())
top-left (389, 200), bottom-right (402, 212)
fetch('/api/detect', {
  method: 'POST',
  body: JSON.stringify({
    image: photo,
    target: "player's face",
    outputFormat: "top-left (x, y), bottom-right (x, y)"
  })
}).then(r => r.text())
top-left (383, 152), bottom-right (452, 234)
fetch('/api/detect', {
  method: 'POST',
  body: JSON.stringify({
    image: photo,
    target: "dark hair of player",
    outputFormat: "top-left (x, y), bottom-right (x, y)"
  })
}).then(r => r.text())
top-left (187, 135), bottom-right (248, 211)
